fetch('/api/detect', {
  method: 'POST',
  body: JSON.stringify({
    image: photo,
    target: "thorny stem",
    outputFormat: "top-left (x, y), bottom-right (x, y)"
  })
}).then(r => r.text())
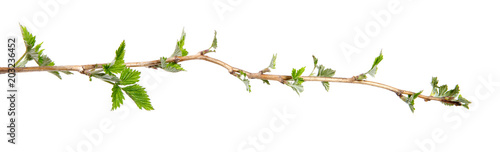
top-left (0, 51), bottom-right (463, 106)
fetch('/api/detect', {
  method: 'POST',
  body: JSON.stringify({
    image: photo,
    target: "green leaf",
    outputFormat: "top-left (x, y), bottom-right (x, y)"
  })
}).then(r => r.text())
top-left (111, 84), bottom-right (125, 111)
top-left (322, 81), bottom-right (330, 92)
top-left (27, 42), bottom-right (43, 61)
top-left (119, 68), bottom-right (141, 85)
top-left (366, 50), bottom-right (383, 77)
top-left (122, 84), bottom-right (154, 111)
top-left (407, 102), bottom-right (415, 113)
top-left (316, 65), bottom-right (335, 92)
top-left (410, 90), bottom-right (423, 100)
top-left (47, 71), bottom-right (62, 79)
top-left (312, 55), bottom-right (318, 66)
top-left (296, 77), bottom-right (304, 85)
top-left (27, 48), bottom-right (40, 63)
top-left (171, 29), bottom-right (188, 57)
top-left (162, 62), bottom-right (185, 72)
top-left (262, 79), bottom-right (270, 85)
top-left (309, 55), bottom-right (318, 76)
top-left (437, 85), bottom-right (448, 96)
top-left (182, 48), bottom-right (188, 56)
top-left (307, 56), bottom-right (336, 91)
top-left (287, 82), bottom-right (304, 95)
top-left (292, 67), bottom-right (306, 80)
top-left (160, 57), bottom-right (186, 72)
top-left (444, 85), bottom-right (460, 98)
top-left (259, 54), bottom-right (277, 74)
top-left (22, 42), bottom-right (42, 62)
top-left (430, 77), bottom-right (451, 97)
top-left (103, 40), bottom-right (126, 75)
top-left (457, 95), bottom-right (471, 109)
top-left (238, 71), bottom-right (251, 92)
top-left (114, 40), bottom-right (126, 63)
top-left (404, 90), bottom-right (423, 113)
top-left (242, 79), bottom-right (251, 92)
top-left (19, 24), bottom-right (36, 50)
top-left (34, 42), bottom-right (43, 52)
top-left (102, 64), bottom-right (112, 75)
top-left (61, 71), bottom-right (73, 75)
top-left (38, 54), bottom-right (54, 66)
top-left (268, 54), bottom-right (277, 69)
top-left (210, 30), bottom-right (217, 49)
top-left (430, 77), bottom-right (439, 96)
top-left (356, 51), bottom-right (383, 80)
top-left (317, 65), bottom-right (336, 77)
top-left (288, 67), bottom-right (306, 95)
top-left (366, 67), bottom-right (377, 77)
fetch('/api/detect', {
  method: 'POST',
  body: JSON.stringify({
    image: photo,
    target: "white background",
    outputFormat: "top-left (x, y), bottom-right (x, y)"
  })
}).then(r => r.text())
top-left (1, 0), bottom-right (500, 152)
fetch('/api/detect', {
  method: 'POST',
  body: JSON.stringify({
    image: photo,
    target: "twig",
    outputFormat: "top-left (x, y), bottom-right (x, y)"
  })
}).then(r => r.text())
top-left (0, 51), bottom-right (462, 106)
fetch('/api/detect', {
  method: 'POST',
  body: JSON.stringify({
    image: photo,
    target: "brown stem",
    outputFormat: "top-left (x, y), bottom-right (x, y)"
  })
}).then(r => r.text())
top-left (0, 52), bottom-right (462, 106)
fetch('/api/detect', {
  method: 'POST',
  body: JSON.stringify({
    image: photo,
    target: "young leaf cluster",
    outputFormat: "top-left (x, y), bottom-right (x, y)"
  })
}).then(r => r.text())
top-left (210, 30), bottom-right (218, 50)
top-left (102, 42), bottom-right (126, 76)
top-left (90, 41), bottom-right (153, 111)
top-left (17, 24), bottom-right (72, 79)
top-left (160, 57), bottom-right (186, 72)
top-left (237, 71), bottom-right (252, 92)
top-left (160, 29), bottom-right (191, 72)
top-left (400, 90), bottom-right (423, 113)
top-left (259, 54), bottom-right (277, 85)
top-left (287, 67), bottom-right (306, 95)
top-left (309, 56), bottom-right (319, 76)
top-left (268, 54), bottom-right (277, 70)
top-left (200, 30), bottom-right (218, 55)
top-left (171, 29), bottom-right (189, 57)
top-left (430, 77), bottom-right (470, 109)
top-left (259, 54), bottom-right (277, 74)
top-left (309, 56), bottom-right (336, 91)
top-left (357, 51), bottom-right (383, 80)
